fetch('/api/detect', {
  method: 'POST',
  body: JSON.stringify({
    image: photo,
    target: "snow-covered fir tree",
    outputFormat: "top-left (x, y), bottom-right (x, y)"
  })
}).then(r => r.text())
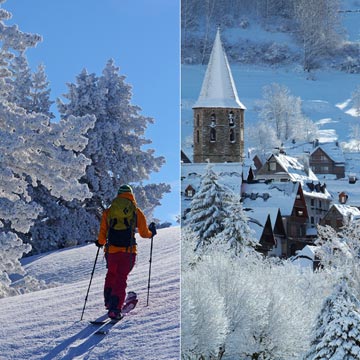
top-left (212, 193), bottom-right (257, 257)
top-left (187, 164), bottom-right (231, 250)
top-left (30, 63), bottom-right (54, 119)
top-left (304, 279), bottom-right (360, 360)
top-left (57, 60), bottom-right (170, 220)
top-left (0, 3), bottom-right (95, 295)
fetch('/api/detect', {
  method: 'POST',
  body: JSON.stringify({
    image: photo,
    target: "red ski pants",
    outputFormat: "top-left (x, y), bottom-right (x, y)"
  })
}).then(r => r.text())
top-left (104, 251), bottom-right (136, 311)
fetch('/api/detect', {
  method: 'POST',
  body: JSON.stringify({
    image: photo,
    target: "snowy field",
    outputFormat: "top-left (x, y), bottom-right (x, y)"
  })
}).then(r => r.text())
top-left (0, 227), bottom-right (180, 360)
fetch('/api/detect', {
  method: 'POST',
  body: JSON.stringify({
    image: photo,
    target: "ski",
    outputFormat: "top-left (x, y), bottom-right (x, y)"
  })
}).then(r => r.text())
top-left (90, 319), bottom-right (110, 326)
top-left (94, 317), bottom-right (123, 335)
top-left (90, 291), bottom-right (138, 335)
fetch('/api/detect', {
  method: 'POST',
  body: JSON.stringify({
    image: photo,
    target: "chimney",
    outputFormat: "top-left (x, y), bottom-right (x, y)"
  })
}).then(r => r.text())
top-left (339, 192), bottom-right (348, 204)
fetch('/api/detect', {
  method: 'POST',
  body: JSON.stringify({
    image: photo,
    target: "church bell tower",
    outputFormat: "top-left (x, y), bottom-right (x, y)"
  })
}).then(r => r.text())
top-left (193, 28), bottom-right (246, 163)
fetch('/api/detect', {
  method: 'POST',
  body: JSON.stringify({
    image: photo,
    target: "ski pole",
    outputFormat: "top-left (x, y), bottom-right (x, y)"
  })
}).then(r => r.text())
top-left (80, 246), bottom-right (100, 320)
top-left (146, 236), bottom-right (154, 306)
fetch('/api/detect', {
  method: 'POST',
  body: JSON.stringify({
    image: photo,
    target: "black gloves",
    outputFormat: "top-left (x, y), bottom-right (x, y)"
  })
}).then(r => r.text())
top-left (95, 240), bottom-right (103, 248)
top-left (148, 222), bottom-right (157, 237)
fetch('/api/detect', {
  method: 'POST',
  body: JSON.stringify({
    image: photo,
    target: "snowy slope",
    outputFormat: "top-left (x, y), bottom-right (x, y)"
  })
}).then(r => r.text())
top-left (0, 227), bottom-right (180, 360)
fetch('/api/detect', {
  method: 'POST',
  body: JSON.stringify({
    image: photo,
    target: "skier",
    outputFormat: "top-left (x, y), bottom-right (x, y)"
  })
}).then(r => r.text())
top-left (95, 184), bottom-right (157, 319)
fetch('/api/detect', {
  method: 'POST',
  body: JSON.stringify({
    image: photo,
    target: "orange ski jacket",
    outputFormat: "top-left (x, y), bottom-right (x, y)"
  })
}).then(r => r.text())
top-left (97, 192), bottom-right (152, 254)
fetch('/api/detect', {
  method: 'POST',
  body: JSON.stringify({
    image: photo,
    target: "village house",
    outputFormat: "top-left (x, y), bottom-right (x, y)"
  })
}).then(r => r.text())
top-left (254, 153), bottom-right (332, 232)
top-left (242, 181), bottom-right (309, 257)
top-left (309, 142), bottom-right (345, 179)
top-left (320, 204), bottom-right (360, 231)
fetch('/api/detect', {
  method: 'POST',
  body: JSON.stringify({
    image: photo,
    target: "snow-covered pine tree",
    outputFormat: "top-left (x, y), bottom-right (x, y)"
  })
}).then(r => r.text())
top-left (304, 279), bottom-right (360, 360)
top-left (212, 193), bottom-right (257, 256)
top-left (0, 3), bottom-right (95, 294)
top-left (57, 60), bottom-right (170, 220)
top-left (30, 63), bottom-right (54, 119)
top-left (187, 164), bottom-right (231, 251)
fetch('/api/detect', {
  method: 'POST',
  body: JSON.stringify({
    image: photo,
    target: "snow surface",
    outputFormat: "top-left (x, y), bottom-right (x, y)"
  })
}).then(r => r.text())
top-left (0, 227), bottom-right (180, 360)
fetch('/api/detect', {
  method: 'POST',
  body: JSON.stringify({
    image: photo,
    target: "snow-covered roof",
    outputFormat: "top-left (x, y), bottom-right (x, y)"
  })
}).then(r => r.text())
top-left (283, 140), bottom-right (345, 164)
top-left (332, 204), bottom-right (360, 219)
top-left (302, 181), bottom-right (332, 200)
top-left (324, 177), bottom-right (360, 208)
top-left (192, 28), bottom-right (246, 109)
top-left (275, 154), bottom-right (318, 183)
top-left (311, 143), bottom-right (345, 164)
top-left (242, 181), bottom-right (299, 217)
top-left (245, 206), bottom-right (280, 243)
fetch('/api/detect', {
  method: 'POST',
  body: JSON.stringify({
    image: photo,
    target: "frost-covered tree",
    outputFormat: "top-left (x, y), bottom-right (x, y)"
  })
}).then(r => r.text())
top-left (305, 279), bottom-right (360, 360)
top-left (349, 123), bottom-right (360, 152)
top-left (187, 164), bottom-right (230, 250)
top-left (294, 0), bottom-right (342, 71)
top-left (182, 264), bottom-right (229, 359)
top-left (315, 221), bottom-right (360, 298)
top-left (0, 3), bottom-right (95, 295)
top-left (58, 60), bottom-right (170, 220)
top-left (181, 249), bottom-right (332, 359)
top-left (256, 83), bottom-right (318, 144)
top-left (249, 121), bottom-right (280, 155)
top-left (7, 51), bottom-right (32, 109)
top-left (351, 86), bottom-right (360, 118)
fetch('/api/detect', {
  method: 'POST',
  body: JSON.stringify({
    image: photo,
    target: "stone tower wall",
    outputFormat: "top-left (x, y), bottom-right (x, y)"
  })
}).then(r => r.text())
top-left (193, 107), bottom-right (244, 163)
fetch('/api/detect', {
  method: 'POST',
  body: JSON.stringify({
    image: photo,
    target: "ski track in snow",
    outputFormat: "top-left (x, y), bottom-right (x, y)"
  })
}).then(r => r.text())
top-left (0, 227), bottom-right (180, 360)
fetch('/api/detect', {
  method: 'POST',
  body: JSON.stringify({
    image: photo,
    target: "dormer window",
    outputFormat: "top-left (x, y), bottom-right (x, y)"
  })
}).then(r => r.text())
top-left (185, 185), bottom-right (195, 198)
top-left (210, 128), bottom-right (216, 142)
top-left (210, 113), bottom-right (216, 127)
top-left (230, 128), bottom-right (235, 143)
top-left (228, 111), bottom-right (235, 127)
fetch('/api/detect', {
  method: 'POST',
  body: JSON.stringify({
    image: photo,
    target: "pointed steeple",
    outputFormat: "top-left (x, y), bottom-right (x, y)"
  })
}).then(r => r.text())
top-left (193, 27), bottom-right (245, 109)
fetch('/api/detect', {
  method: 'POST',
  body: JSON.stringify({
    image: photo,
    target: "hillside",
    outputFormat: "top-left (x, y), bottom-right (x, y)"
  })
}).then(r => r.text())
top-left (0, 227), bottom-right (180, 360)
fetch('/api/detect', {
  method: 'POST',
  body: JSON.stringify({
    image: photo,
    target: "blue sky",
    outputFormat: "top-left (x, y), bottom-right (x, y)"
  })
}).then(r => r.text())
top-left (5, 0), bottom-right (180, 224)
